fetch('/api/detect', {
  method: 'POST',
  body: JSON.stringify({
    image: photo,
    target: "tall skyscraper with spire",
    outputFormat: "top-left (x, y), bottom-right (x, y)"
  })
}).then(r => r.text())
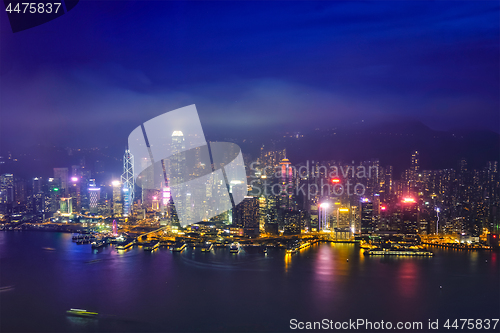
top-left (121, 149), bottom-right (134, 216)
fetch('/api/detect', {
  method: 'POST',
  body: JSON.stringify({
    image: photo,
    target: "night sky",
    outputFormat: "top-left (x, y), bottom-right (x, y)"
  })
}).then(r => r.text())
top-left (1, 1), bottom-right (499, 148)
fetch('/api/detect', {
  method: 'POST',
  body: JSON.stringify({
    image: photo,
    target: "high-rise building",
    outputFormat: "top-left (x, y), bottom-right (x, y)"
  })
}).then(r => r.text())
top-left (112, 181), bottom-right (122, 216)
top-left (121, 149), bottom-right (134, 216)
top-left (59, 197), bottom-right (73, 216)
top-left (32, 177), bottom-right (43, 195)
top-left (409, 150), bottom-right (420, 192)
top-left (336, 206), bottom-right (350, 229)
top-left (53, 168), bottom-right (69, 193)
top-left (14, 178), bottom-right (26, 204)
top-left (401, 197), bottom-right (418, 234)
top-left (68, 176), bottom-right (81, 213)
top-left (233, 196), bottom-right (259, 236)
top-left (88, 185), bottom-right (100, 214)
top-left (169, 131), bottom-right (187, 220)
top-left (360, 198), bottom-right (374, 235)
top-left (0, 174), bottom-right (14, 204)
top-left (318, 202), bottom-right (330, 231)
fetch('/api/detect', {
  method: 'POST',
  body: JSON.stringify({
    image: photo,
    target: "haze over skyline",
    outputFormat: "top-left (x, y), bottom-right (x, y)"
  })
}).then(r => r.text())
top-left (1, 1), bottom-right (499, 149)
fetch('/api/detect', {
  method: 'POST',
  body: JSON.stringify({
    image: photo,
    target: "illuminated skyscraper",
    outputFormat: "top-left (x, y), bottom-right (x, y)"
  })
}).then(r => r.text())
top-left (88, 185), bottom-right (100, 214)
top-left (233, 196), bottom-right (259, 236)
top-left (121, 149), bottom-right (134, 216)
top-left (112, 181), bottom-right (122, 216)
top-left (69, 176), bottom-right (81, 213)
top-left (319, 202), bottom-right (330, 231)
top-left (59, 197), bottom-right (73, 216)
top-left (32, 177), bottom-right (42, 195)
top-left (409, 150), bottom-right (420, 191)
top-left (401, 197), bottom-right (418, 234)
top-left (0, 174), bottom-right (14, 204)
top-left (360, 198), bottom-right (374, 235)
top-left (53, 168), bottom-right (69, 193)
top-left (169, 131), bottom-right (187, 220)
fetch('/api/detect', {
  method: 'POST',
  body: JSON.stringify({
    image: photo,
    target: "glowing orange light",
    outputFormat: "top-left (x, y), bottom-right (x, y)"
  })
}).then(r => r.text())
top-left (402, 197), bottom-right (416, 203)
top-left (380, 206), bottom-right (386, 211)
top-left (331, 178), bottom-right (340, 183)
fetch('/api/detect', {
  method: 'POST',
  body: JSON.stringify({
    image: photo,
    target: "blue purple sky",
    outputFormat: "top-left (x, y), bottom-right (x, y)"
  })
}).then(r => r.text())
top-left (1, 1), bottom-right (498, 148)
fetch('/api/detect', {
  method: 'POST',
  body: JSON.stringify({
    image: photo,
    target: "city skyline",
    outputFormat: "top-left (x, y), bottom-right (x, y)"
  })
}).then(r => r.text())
top-left (1, 2), bottom-right (498, 332)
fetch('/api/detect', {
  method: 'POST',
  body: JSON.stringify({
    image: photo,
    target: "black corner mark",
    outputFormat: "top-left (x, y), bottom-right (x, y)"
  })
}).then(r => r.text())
top-left (3, 0), bottom-right (79, 33)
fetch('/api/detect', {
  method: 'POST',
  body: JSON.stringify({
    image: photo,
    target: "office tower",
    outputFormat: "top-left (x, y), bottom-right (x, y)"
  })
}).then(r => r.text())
top-left (309, 202), bottom-right (319, 232)
top-left (88, 186), bottom-right (100, 214)
top-left (32, 177), bottom-right (43, 195)
top-left (411, 150), bottom-right (420, 175)
top-left (233, 196), bottom-right (259, 236)
top-left (112, 181), bottom-right (122, 216)
top-left (122, 187), bottom-right (131, 216)
top-left (284, 210), bottom-right (301, 235)
top-left (378, 204), bottom-right (390, 231)
top-left (169, 131), bottom-right (187, 219)
top-left (336, 207), bottom-right (350, 229)
top-left (263, 195), bottom-right (279, 234)
top-left (14, 178), bottom-right (26, 204)
top-left (121, 149), bottom-right (134, 216)
top-left (385, 165), bottom-right (393, 196)
top-left (360, 198), bottom-right (374, 235)
top-left (318, 202), bottom-right (330, 231)
top-left (279, 157), bottom-right (294, 211)
top-left (258, 196), bottom-right (266, 232)
top-left (33, 191), bottom-right (45, 215)
top-left (0, 174), bottom-right (14, 204)
top-left (53, 168), bottom-right (69, 193)
top-left (401, 197), bottom-right (418, 234)
top-left (335, 206), bottom-right (351, 239)
top-left (68, 176), bottom-right (81, 213)
top-left (59, 197), bottom-right (73, 216)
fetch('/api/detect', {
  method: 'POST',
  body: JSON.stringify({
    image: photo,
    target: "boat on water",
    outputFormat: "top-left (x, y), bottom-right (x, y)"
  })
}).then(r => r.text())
top-left (66, 308), bottom-right (99, 318)
top-left (364, 247), bottom-right (433, 256)
top-left (201, 243), bottom-right (213, 252)
top-left (172, 243), bottom-right (187, 252)
top-left (144, 241), bottom-right (160, 251)
top-left (229, 243), bottom-right (240, 253)
top-left (42, 247), bottom-right (56, 251)
top-left (0, 285), bottom-right (14, 292)
top-left (91, 240), bottom-right (107, 249)
top-left (116, 240), bottom-right (134, 250)
top-left (84, 259), bottom-right (102, 264)
top-left (72, 234), bottom-right (96, 242)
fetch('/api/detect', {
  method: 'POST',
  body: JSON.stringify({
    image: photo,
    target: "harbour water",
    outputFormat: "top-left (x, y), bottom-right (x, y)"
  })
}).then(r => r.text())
top-left (1, 232), bottom-right (498, 332)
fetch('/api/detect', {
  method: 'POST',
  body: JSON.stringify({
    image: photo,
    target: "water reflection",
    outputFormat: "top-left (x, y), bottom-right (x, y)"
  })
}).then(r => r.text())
top-left (396, 261), bottom-right (419, 299)
top-left (283, 253), bottom-right (291, 273)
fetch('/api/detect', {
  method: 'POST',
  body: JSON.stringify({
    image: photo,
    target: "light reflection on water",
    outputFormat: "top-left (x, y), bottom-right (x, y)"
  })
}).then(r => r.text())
top-left (1, 232), bottom-right (498, 333)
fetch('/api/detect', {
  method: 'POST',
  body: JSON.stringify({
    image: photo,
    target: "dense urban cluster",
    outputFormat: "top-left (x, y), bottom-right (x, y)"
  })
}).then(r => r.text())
top-left (0, 134), bottom-right (499, 248)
